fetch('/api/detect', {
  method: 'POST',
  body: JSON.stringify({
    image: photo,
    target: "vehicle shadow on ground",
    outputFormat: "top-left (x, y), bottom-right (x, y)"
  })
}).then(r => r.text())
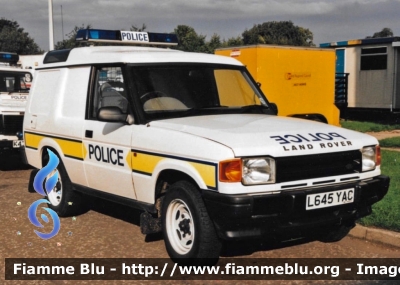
top-left (0, 154), bottom-right (32, 171)
top-left (86, 197), bottom-right (165, 242)
top-left (220, 237), bottom-right (315, 257)
top-left (73, 195), bottom-right (317, 254)
top-left (87, 197), bottom-right (142, 226)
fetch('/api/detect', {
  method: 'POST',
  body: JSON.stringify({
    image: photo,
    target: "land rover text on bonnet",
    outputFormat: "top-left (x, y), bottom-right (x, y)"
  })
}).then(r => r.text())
top-left (23, 29), bottom-right (390, 264)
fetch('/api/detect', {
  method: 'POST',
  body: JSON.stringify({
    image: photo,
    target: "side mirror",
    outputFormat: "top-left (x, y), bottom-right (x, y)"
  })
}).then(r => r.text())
top-left (269, 102), bottom-right (278, 115)
top-left (97, 107), bottom-right (127, 123)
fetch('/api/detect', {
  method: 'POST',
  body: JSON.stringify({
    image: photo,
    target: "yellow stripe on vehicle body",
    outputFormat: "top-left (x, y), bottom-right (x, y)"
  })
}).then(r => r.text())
top-left (188, 161), bottom-right (216, 189)
top-left (131, 150), bottom-right (217, 190)
top-left (25, 132), bottom-right (43, 149)
top-left (53, 138), bottom-right (87, 160)
top-left (132, 152), bottom-right (164, 175)
top-left (24, 132), bottom-right (86, 160)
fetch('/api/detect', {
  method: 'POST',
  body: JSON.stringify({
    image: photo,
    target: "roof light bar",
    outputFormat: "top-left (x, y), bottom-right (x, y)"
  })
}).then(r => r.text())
top-left (0, 52), bottom-right (19, 63)
top-left (75, 29), bottom-right (178, 46)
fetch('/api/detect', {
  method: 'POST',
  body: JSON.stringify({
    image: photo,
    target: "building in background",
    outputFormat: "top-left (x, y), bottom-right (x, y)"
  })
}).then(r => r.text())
top-left (216, 45), bottom-right (340, 126)
top-left (321, 37), bottom-right (400, 120)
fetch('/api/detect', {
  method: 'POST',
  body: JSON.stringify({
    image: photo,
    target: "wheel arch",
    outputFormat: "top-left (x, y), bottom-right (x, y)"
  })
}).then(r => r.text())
top-left (151, 158), bottom-right (217, 200)
top-left (38, 138), bottom-right (66, 167)
top-left (40, 145), bottom-right (65, 167)
top-left (155, 169), bottom-right (201, 200)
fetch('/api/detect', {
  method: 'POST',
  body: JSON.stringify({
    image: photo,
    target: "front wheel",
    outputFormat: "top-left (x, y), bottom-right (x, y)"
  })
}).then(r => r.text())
top-left (162, 181), bottom-right (221, 264)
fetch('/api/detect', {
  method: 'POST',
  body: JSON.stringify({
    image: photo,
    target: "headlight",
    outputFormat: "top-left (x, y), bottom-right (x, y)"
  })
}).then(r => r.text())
top-left (242, 157), bottom-right (275, 185)
top-left (219, 157), bottom-right (276, 185)
top-left (362, 145), bottom-right (380, 172)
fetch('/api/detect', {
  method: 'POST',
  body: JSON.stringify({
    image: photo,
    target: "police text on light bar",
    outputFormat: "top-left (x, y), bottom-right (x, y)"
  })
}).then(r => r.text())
top-left (121, 31), bottom-right (149, 43)
top-left (75, 29), bottom-right (178, 46)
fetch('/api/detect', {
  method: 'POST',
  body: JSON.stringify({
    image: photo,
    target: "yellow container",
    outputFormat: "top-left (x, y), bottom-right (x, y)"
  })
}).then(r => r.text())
top-left (215, 45), bottom-right (340, 126)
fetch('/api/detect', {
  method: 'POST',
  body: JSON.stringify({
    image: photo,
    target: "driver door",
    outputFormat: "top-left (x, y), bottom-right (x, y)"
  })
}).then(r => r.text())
top-left (82, 66), bottom-right (137, 199)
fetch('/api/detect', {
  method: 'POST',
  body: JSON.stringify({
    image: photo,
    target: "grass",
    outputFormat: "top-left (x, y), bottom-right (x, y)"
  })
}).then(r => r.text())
top-left (341, 119), bottom-right (400, 147)
top-left (358, 150), bottom-right (400, 232)
top-left (379, 137), bottom-right (400, 148)
top-left (340, 121), bottom-right (400, 231)
top-left (341, 120), bottom-right (400, 133)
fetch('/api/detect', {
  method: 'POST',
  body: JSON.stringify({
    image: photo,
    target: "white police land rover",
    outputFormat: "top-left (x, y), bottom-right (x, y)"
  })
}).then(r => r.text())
top-left (0, 52), bottom-right (33, 155)
top-left (23, 29), bottom-right (389, 263)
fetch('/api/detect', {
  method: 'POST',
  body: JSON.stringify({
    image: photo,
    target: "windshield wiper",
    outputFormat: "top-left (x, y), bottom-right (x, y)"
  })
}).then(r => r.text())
top-left (179, 108), bottom-right (203, 117)
top-left (178, 106), bottom-right (229, 117)
top-left (177, 105), bottom-right (271, 118)
top-left (240, 104), bottom-right (270, 114)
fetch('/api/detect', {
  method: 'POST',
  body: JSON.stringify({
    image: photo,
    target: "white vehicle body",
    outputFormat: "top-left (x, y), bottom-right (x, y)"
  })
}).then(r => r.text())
top-left (23, 30), bottom-right (389, 263)
top-left (0, 53), bottom-right (34, 154)
top-left (18, 55), bottom-right (42, 70)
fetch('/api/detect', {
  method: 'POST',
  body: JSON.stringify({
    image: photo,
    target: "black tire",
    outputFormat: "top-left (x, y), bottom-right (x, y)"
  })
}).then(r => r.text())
top-left (28, 169), bottom-right (39, 193)
top-left (44, 157), bottom-right (86, 217)
top-left (161, 181), bottom-right (221, 265)
top-left (318, 223), bottom-right (355, 243)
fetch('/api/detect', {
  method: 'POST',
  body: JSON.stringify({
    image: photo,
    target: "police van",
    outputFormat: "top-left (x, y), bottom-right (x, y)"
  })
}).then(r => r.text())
top-left (0, 52), bottom-right (34, 155)
top-left (23, 29), bottom-right (389, 263)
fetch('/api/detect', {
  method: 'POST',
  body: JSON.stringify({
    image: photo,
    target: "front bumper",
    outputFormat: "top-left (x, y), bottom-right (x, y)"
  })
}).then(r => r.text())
top-left (203, 175), bottom-right (390, 240)
top-left (0, 139), bottom-right (21, 155)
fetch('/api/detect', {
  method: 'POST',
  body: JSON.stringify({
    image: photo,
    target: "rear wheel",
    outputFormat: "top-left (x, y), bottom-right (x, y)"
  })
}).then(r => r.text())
top-left (162, 181), bottom-right (221, 265)
top-left (43, 153), bottom-right (86, 217)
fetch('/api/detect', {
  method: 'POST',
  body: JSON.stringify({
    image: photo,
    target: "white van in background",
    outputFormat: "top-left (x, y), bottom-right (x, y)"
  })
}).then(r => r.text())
top-left (0, 52), bottom-right (36, 155)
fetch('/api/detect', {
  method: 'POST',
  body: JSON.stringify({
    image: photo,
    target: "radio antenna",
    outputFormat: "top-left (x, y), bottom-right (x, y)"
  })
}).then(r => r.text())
top-left (61, 5), bottom-right (64, 41)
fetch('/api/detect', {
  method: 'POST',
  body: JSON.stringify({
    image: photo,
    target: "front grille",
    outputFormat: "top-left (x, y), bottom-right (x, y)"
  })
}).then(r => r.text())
top-left (0, 115), bottom-right (24, 135)
top-left (276, 150), bottom-right (362, 183)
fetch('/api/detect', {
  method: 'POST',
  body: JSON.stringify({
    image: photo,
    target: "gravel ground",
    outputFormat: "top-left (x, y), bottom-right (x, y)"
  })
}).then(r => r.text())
top-left (366, 130), bottom-right (400, 140)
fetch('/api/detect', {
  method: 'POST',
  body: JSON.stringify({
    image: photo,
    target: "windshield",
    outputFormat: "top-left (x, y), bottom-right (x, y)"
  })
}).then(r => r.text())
top-left (0, 71), bottom-right (33, 93)
top-left (129, 64), bottom-right (271, 120)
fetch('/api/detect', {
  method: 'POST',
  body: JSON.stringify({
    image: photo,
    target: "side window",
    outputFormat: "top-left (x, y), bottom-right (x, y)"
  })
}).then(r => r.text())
top-left (360, 47), bottom-right (387, 70)
top-left (90, 66), bottom-right (129, 119)
top-left (29, 70), bottom-right (60, 115)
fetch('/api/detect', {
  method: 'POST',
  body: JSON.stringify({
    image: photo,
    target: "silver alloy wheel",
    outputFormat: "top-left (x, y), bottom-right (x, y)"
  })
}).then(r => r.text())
top-left (46, 169), bottom-right (62, 207)
top-left (165, 198), bottom-right (195, 255)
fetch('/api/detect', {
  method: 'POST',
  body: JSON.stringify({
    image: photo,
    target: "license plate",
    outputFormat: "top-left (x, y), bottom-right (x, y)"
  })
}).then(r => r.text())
top-left (13, 140), bottom-right (24, 148)
top-left (306, 188), bottom-right (354, 210)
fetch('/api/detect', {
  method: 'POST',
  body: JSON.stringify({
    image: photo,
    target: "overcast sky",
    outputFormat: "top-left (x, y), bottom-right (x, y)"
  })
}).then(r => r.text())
top-left (2, 0), bottom-right (400, 51)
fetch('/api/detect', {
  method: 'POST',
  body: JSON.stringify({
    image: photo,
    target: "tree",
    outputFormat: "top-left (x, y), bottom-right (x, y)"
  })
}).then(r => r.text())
top-left (0, 18), bottom-right (43, 54)
top-left (130, 24), bottom-right (147, 32)
top-left (55, 24), bottom-right (92, 50)
top-left (367, 28), bottom-right (394, 38)
top-left (205, 33), bottom-right (222, 53)
top-left (242, 21), bottom-right (314, 47)
top-left (173, 25), bottom-right (208, 53)
top-left (222, 36), bottom-right (244, 47)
